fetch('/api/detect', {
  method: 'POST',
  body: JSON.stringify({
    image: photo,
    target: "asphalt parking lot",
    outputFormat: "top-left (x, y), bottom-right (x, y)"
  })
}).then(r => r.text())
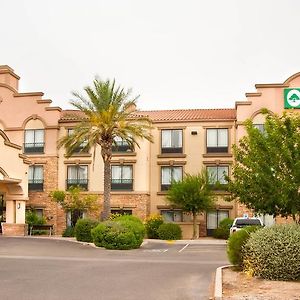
top-left (0, 237), bottom-right (228, 300)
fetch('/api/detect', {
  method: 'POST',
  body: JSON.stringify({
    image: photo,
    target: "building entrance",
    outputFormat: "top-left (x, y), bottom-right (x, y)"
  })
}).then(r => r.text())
top-left (0, 194), bottom-right (5, 233)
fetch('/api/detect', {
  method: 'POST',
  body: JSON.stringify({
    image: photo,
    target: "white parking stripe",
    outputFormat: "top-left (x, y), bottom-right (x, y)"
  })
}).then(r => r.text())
top-left (178, 243), bottom-right (189, 252)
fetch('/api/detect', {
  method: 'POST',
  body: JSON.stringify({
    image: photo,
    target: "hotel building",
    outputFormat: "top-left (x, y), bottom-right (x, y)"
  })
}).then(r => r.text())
top-left (0, 65), bottom-right (298, 238)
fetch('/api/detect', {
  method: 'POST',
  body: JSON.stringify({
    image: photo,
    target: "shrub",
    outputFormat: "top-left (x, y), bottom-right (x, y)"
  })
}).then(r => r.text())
top-left (213, 218), bottom-right (234, 239)
top-left (62, 226), bottom-right (75, 237)
top-left (157, 223), bottom-right (182, 240)
top-left (26, 211), bottom-right (46, 226)
top-left (74, 218), bottom-right (99, 242)
top-left (109, 213), bottom-right (123, 220)
top-left (91, 218), bottom-right (145, 250)
top-left (25, 210), bottom-right (47, 235)
top-left (243, 224), bottom-right (300, 281)
top-left (114, 214), bottom-right (143, 225)
top-left (145, 215), bottom-right (164, 239)
top-left (227, 226), bottom-right (260, 266)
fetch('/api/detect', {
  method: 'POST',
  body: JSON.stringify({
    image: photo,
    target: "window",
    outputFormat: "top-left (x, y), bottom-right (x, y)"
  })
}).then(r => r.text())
top-left (111, 209), bottom-right (132, 215)
top-left (206, 210), bottom-right (229, 236)
top-left (28, 165), bottom-right (44, 191)
top-left (206, 128), bottom-right (228, 153)
top-left (111, 165), bottom-right (133, 191)
top-left (161, 129), bottom-right (183, 153)
top-left (66, 165), bottom-right (88, 190)
top-left (253, 124), bottom-right (265, 133)
top-left (161, 166), bottom-right (183, 191)
top-left (24, 129), bottom-right (44, 153)
top-left (207, 166), bottom-right (229, 185)
top-left (161, 210), bottom-right (183, 222)
top-left (112, 136), bottom-right (132, 152)
top-left (67, 129), bottom-right (88, 153)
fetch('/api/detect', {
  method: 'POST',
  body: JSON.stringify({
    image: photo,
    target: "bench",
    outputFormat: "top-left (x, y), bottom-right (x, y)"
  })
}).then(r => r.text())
top-left (29, 224), bottom-right (54, 236)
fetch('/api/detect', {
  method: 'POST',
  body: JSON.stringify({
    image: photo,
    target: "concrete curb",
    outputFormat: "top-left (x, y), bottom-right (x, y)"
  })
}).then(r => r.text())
top-left (143, 238), bottom-right (227, 245)
top-left (214, 265), bottom-right (233, 300)
top-left (2, 236), bottom-right (227, 247)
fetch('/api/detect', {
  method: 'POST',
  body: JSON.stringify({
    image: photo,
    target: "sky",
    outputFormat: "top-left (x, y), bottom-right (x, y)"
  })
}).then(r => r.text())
top-left (1, 0), bottom-right (300, 111)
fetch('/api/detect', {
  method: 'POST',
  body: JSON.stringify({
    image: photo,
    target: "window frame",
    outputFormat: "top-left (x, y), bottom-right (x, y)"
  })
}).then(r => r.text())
top-left (160, 209), bottom-right (183, 222)
top-left (112, 136), bottom-right (132, 153)
top-left (161, 129), bottom-right (183, 154)
top-left (206, 128), bottom-right (228, 153)
top-left (66, 165), bottom-right (88, 190)
top-left (206, 210), bottom-right (230, 236)
top-left (67, 129), bottom-right (89, 153)
top-left (111, 165), bottom-right (133, 191)
top-left (160, 166), bottom-right (183, 191)
top-left (28, 165), bottom-right (44, 191)
top-left (24, 129), bottom-right (45, 154)
top-left (207, 165), bottom-right (229, 186)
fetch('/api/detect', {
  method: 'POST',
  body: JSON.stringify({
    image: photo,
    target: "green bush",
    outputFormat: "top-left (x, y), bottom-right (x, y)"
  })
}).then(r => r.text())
top-left (26, 211), bottom-right (46, 226)
top-left (25, 210), bottom-right (47, 235)
top-left (74, 218), bottom-right (99, 242)
top-left (91, 218), bottom-right (145, 250)
top-left (227, 226), bottom-right (260, 266)
top-left (114, 214), bottom-right (143, 225)
top-left (213, 218), bottom-right (234, 239)
top-left (157, 223), bottom-right (182, 240)
top-left (145, 215), bottom-right (164, 239)
top-left (62, 226), bottom-right (75, 237)
top-left (243, 224), bottom-right (300, 281)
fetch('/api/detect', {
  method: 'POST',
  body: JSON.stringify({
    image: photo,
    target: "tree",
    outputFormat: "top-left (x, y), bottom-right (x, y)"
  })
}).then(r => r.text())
top-left (58, 78), bottom-right (152, 220)
top-left (50, 187), bottom-right (98, 227)
top-left (167, 171), bottom-right (216, 239)
top-left (228, 111), bottom-right (300, 223)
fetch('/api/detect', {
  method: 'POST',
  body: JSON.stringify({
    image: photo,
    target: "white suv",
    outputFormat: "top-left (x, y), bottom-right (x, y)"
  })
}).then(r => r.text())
top-left (230, 217), bottom-right (263, 235)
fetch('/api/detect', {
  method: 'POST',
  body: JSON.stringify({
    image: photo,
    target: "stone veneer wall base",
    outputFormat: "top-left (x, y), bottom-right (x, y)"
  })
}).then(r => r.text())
top-left (1, 223), bottom-right (28, 236)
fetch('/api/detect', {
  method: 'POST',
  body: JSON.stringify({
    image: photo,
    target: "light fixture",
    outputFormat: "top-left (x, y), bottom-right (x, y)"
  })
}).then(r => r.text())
top-left (17, 203), bottom-right (21, 209)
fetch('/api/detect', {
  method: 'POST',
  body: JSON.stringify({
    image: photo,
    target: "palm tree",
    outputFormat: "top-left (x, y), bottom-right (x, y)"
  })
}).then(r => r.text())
top-left (58, 78), bottom-right (153, 220)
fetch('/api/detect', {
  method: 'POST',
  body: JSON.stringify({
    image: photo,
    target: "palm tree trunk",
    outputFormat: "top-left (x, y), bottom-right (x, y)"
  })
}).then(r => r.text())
top-left (101, 141), bottom-right (112, 221)
top-left (102, 158), bottom-right (111, 220)
top-left (192, 211), bottom-right (197, 239)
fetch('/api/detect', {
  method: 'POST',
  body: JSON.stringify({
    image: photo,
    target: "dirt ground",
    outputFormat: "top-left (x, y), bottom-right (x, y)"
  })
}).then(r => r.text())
top-left (222, 267), bottom-right (300, 300)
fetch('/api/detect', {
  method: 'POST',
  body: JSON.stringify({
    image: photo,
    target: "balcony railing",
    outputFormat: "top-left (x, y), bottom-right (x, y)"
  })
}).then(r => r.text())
top-left (206, 146), bottom-right (228, 153)
top-left (112, 144), bottom-right (132, 153)
top-left (72, 146), bottom-right (89, 154)
top-left (28, 180), bottom-right (44, 191)
top-left (24, 143), bottom-right (45, 154)
top-left (161, 147), bottom-right (182, 154)
top-left (161, 184), bottom-right (171, 191)
top-left (111, 179), bottom-right (133, 191)
top-left (66, 179), bottom-right (88, 190)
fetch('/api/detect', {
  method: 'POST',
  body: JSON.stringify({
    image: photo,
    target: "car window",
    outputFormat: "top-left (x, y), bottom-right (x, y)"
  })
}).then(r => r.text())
top-left (235, 219), bottom-right (261, 226)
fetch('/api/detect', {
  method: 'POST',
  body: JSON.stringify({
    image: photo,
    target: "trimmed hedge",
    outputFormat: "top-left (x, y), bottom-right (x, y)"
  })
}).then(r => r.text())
top-left (227, 226), bottom-right (260, 266)
top-left (243, 224), bottom-right (300, 281)
top-left (145, 215), bottom-right (164, 239)
top-left (157, 223), bottom-right (182, 240)
top-left (91, 217), bottom-right (145, 250)
top-left (62, 226), bottom-right (75, 237)
top-left (74, 218), bottom-right (99, 242)
top-left (213, 218), bottom-right (234, 239)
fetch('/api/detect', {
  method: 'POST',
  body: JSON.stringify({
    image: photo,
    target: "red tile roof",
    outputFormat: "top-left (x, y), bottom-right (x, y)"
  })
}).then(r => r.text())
top-left (60, 110), bottom-right (86, 121)
top-left (136, 109), bottom-right (236, 122)
top-left (60, 108), bottom-right (236, 122)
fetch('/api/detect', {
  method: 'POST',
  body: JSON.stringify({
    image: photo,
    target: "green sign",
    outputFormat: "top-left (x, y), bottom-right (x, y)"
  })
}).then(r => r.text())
top-left (284, 88), bottom-right (300, 108)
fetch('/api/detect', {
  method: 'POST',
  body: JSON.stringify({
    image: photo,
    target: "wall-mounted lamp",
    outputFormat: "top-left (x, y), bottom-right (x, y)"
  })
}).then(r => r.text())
top-left (17, 203), bottom-right (21, 209)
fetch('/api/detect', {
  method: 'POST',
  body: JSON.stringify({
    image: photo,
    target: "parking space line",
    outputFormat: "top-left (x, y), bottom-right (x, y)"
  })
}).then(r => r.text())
top-left (178, 243), bottom-right (189, 252)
